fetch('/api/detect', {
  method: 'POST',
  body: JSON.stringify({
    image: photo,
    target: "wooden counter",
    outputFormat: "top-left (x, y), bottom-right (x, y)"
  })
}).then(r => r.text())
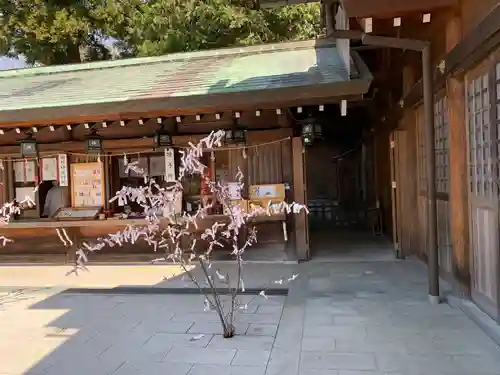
top-left (0, 214), bottom-right (287, 261)
top-left (3, 213), bottom-right (285, 229)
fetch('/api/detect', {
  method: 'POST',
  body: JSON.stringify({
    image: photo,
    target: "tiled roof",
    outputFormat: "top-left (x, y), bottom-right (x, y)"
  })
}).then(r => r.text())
top-left (0, 39), bottom-right (359, 111)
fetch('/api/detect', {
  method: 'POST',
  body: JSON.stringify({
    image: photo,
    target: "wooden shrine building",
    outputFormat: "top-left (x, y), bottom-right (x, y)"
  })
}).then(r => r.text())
top-left (0, 39), bottom-right (372, 263)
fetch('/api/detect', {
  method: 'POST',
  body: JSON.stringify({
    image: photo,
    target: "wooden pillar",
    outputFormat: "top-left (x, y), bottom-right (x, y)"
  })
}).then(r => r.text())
top-left (446, 13), bottom-right (470, 292)
top-left (6, 158), bottom-right (14, 203)
top-left (103, 152), bottom-right (111, 210)
top-left (292, 137), bottom-right (309, 260)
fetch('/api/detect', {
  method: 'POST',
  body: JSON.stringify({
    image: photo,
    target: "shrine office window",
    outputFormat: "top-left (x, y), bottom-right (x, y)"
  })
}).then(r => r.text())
top-left (434, 96), bottom-right (449, 194)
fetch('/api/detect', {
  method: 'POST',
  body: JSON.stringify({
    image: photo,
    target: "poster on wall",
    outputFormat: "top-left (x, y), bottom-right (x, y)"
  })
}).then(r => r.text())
top-left (71, 162), bottom-right (104, 207)
top-left (249, 184), bottom-right (285, 200)
top-left (14, 161), bottom-right (36, 183)
top-left (164, 148), bottom-right (176, 182)
top-left (58, 154), bottom-right (69, 186)
top-left (41, 157), bottom-right (58, 181)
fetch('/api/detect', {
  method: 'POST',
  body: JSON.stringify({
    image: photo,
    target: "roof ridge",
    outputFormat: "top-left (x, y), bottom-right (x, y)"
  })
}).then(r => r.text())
top-left (0, 39), bottom-right (333, 80)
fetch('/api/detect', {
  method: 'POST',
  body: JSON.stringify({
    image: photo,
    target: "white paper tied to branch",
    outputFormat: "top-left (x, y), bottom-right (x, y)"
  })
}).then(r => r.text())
top-left (64, 129), bottom-right (305, 321)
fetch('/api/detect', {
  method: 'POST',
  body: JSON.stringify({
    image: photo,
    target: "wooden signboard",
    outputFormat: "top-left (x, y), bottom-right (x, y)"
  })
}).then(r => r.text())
top-left (248, 184), bottom-right (286, 216)
top-left (41, 157), bottom-right (58, 181)
top-left (53, 206), bottom-right (101, 221)
top-left (71, 162), bottom-right (105, 207)
top-left (249, 184), bottom-right (286, 200)
top-left (14, 161), bottom-right (36, 183)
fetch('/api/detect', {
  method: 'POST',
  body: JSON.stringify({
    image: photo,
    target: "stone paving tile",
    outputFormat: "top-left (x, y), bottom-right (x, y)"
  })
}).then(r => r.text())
top-left (188, 364), bottom-right (266, 375)
top-left (334, 338), bottom-right (408, 354)
top-left (170, 312), bottom-right (221, 323)
top-left (299, 370), bottom-right (339, 375)
top-left (246, 323), bottom-right (278, 336)
top-left (231, 349), bottom-right (271, 366)
top-left (236, 313), bottom-right (282, 325)
top-left (304, 312), bottom-right (335, 326)
top-left (164, 347), bottom-right (237, 365)
top-left (143, 332), bottom-right (214, 349)
top-left (255, 305), bottom-right (283, 315)
top-left (302, 325), bottom-right (367, 339)
top-left (208, 334), bottom-right (275, 351)
top-left (301, 337), bottom-right (337, 352)
top-left (265, 348), bottom-right (300, 375)
top-left (300, 352), bottom-right (377, 371)
top-left (42, 355), bottom-right (126, 375)
top-left (132, 320), bottom-right (195, 334)
top-left (113, 361), bottom-right (192, 375)
top-left (98, 338), bottom-right (171, 364)
top-left (188, 321), bottom-right (249, 335)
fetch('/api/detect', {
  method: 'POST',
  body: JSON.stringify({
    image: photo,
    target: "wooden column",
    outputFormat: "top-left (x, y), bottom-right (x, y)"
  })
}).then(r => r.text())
top-left (292, 137), bottom-right (309, 260)
top-left (446, 12), bottom-right (470, 292)
top-left (103, 152), bottom-right (111, 210)
top-left (6, 158), bottom-right (14, 203)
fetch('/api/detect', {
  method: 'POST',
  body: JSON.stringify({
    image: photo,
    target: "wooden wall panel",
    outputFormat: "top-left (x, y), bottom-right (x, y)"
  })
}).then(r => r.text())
top-left (247, 143), bottom-right (283, 185)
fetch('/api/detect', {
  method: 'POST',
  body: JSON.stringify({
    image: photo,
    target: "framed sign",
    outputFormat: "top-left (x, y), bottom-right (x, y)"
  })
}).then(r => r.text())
top-left (227, 182), bottom-right (242, 200)
top-left (249, 184), bottom-right (285, 200)
top-left (71, 162), bottom-right (104, 207)
top-left (58, 154), bottom-right (69, 186)
top-left (41, 157), bottom-right (58, 181)
top-left (164, 148), bottom-right (176, 182)
top-left (14, 161), bottom-right (36, 183)
top-left (53, 206), bottom-right (101, 221)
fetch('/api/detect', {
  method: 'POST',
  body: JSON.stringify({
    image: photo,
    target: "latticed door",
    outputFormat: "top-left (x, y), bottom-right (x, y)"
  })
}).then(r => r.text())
top-left (416, 106), bottom-right (428, 258)
top-left (467, 69), bottom-right (499, 320)
top-left (434, 97), bottom-right (452, 275)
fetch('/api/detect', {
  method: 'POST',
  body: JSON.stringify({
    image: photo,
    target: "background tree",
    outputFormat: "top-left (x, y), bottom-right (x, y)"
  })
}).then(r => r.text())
top-left (0, 0), bottom-right (321, 65)
top-left (105, 0), bottom-right (321, 57)
top-left (0, 0), bottom-right (113, 65)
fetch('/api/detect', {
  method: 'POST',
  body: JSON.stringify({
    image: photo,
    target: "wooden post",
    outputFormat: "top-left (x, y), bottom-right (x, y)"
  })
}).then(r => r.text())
top-left (292, 137), bottom-right (309, 260)
top-left (446, 13), bottom-right (470, 293)
top-left (6, 158), bottom-right (14, 203)
top-left (103, 152), bottom-right (111, 210)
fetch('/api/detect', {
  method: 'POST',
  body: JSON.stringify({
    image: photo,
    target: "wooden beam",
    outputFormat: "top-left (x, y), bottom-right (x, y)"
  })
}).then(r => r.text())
top-left (343, 0), bottom-right (457, 19)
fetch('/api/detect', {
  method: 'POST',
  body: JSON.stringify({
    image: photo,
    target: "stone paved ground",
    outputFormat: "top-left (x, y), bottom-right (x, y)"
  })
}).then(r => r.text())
top-left (0, 259), bottom-right (500, 375)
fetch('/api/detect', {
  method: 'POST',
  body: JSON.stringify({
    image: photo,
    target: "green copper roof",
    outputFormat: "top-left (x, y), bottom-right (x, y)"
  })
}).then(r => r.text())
top-left (0, 39), bottom-right (372, 125)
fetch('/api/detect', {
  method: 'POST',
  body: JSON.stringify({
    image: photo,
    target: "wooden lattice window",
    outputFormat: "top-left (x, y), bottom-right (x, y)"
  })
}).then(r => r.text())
top-left (495, 63), bottom-right (500, 190)
top-left (434, 97), bottom-right (449, 193)
top-left (416, 107), bottom-right (427, 192)
top-left (468, 74), bottom-right (494, 198)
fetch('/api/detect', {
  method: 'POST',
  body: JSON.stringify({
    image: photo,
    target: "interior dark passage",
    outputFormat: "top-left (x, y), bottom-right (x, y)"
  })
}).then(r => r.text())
top-left (303, 105), bottom-right (392, 260)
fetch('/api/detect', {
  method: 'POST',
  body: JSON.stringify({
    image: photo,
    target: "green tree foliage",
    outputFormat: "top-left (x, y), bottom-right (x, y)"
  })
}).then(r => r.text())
top-left (0, 0), bottom-right (321, 65)
top-left (105, 0), bottom-right (321, 57)
top-left (0, 0), bottom-right (112, 65)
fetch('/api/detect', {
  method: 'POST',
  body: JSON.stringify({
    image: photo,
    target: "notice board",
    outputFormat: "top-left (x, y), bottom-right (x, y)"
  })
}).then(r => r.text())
top-left (71, 162), bottom-right (104, 207)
